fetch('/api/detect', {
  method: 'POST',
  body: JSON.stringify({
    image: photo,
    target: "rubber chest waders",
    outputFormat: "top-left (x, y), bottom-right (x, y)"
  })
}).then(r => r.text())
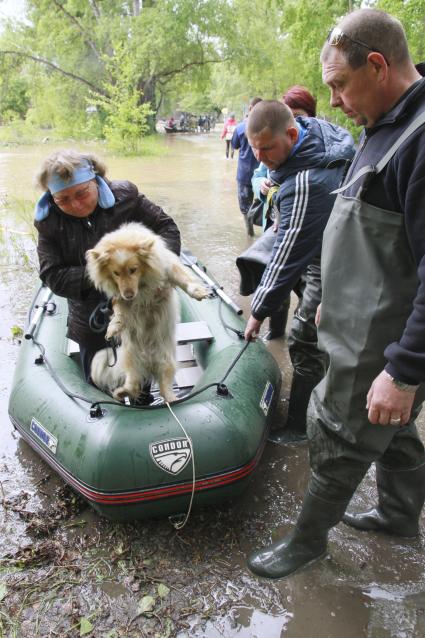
top-left (309, 112), bottom-right (425, 458)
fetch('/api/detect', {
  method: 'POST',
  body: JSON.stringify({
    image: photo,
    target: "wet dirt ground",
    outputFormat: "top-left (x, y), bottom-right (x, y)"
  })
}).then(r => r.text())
top-left (0, 134), bottom-right (424, 637)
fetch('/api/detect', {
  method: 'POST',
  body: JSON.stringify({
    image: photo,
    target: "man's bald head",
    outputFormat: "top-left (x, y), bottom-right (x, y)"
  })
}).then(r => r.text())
top-left (247, 100), bottom-right (298, 170)
top-left (247, 100), bottom-right (296, 138)
top-left (321, 9), bottom-right (411, 70)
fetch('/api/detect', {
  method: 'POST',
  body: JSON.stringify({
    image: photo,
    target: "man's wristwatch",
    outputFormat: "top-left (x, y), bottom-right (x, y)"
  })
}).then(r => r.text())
top-left (384, 371), bottom-right (419, 393)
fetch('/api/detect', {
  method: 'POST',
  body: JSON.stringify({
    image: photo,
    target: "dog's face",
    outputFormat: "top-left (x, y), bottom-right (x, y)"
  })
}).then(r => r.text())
top-left (106, 249), bottom-right (149, 300)
top-left (86, 236), bottom-right (156, 300)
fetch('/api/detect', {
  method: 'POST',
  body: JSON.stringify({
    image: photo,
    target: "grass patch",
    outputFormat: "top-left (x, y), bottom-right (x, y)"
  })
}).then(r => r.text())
top-left (0, 124), bottom-right (169, 157)
top-left (137, 134), bottom-right (169, 157)
top-left (0, 122), bottom-right (53, 146)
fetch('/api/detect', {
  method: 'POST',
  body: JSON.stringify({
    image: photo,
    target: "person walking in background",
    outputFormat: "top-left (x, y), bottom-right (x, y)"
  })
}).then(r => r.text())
top-left (221, 113), bottom-right (237, 158)
top-left (243, 100), bottom-right (354, 443)
top-left (231, 97), bottom-right (262, 237)
top-left (250, 86), bottom-right (318, 341)
top-left (248, 8), bottom-right (425, 580)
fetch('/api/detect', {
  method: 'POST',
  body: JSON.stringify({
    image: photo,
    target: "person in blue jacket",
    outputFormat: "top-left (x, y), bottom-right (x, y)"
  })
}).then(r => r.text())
top-left (231, 97), bottom-right (262, 236)
top-left (248, 8), bottom-right (425, 581)
top-left (244, 100), bottom-right (355, 442)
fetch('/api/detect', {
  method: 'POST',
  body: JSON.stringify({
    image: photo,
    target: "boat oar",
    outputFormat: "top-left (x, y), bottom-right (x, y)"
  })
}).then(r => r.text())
top-left (25, 287), bottom-right (53, 340)
top-left (181, 249), bottom-right (243, 316)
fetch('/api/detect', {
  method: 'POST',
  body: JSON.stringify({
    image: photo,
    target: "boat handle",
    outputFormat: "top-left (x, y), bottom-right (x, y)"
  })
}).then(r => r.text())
top-left (25, 289), bottom-right (53, 340)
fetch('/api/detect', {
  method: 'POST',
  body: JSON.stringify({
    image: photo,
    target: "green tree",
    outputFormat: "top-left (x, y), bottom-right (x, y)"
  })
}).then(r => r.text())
top-left (91, 43), bottom-right (153, 153)
top-left (0, 0), bottom-right (233, 143)
top-left (0, 57), bottom-right (30, 123)
top-left (286, 0), bottom-right (360, 125)
top-left (377, 0), bottom-right (425, 63)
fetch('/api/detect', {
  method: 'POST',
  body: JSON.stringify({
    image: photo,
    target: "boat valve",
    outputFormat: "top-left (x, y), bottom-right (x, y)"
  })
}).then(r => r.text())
top-left (89, 404), bottom-right (104, 419)
top-left (34, 355), bottom-right (44, 365)
top-left (216, 383), bottom-right (230, 397)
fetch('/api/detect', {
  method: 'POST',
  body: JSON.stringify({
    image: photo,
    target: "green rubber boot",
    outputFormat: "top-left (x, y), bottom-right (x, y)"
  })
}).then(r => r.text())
top-left (343, 463), bottom-right (425, 537)
top-left (247, 490), bottom-right (348, 579)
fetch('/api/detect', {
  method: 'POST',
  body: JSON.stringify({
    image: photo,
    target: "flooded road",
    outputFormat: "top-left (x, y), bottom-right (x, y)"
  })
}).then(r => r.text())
top-left (0, 134), bottom-right (424, 637)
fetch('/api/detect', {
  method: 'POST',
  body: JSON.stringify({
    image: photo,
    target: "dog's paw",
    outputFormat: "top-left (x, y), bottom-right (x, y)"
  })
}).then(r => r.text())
top-left (187, 282), bottom-right (209, 300)
top-left (113, 386), bottom-right (128, 402)
top-left (162, 390), bottom-right (177, 403)
top-left (106, 319), bottom-right (123, 340)
top-left (113, 384), bottom-right (139, 402)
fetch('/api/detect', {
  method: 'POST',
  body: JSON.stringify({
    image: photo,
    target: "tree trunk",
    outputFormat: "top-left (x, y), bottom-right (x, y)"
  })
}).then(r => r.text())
top-left (139, 76), bottom-right (157, 132)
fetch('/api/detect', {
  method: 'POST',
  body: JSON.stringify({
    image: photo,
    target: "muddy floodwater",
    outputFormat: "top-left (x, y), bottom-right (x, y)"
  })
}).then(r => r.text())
top-left (0, 134), bottom-right (424, 637)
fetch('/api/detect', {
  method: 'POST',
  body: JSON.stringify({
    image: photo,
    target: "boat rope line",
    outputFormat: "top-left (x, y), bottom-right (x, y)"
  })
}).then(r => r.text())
top-left (165, 401), bottom-right (195, 530)
top-left (26, 285), bottom-right (251, 415)
top-left (28, 331), bottom-right (251, 415)
top-left (217, 296), bottom-right (245, 339)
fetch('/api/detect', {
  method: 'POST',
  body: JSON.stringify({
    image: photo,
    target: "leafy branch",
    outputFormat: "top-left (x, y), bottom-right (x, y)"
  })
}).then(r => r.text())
top-left (51, 0), bottom-right (104, 64)
top-left (0, 50), bottom-right (107, 96)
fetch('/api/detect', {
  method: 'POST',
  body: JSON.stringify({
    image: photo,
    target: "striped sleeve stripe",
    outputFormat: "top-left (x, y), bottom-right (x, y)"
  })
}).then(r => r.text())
top-left (252, 170), bottom-right (310, 313)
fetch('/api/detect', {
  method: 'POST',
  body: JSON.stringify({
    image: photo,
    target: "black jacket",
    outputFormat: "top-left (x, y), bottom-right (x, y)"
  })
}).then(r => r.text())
top-left (34, 180), bottom-right (181, 348)
top-left (343, 72), bottom-right (425, 384)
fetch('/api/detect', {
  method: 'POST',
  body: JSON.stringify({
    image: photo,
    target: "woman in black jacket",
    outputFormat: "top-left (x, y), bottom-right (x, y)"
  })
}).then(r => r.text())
top-left (34, 149), bottom-right (181, 386)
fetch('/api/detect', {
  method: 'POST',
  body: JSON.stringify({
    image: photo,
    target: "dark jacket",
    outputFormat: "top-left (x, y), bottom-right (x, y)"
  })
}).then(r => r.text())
top-left (231, 119), bottom-right (259, 185)
top-left (341, 72), bottom-right (425, 384)
top-left (251, 117), bottom-right (355, 320)
top-left (34, 180), bottom-right (181, 348)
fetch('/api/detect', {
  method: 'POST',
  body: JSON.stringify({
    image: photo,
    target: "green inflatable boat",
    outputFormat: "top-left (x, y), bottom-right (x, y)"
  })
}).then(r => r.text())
top-left (8, 254), bottom-right (281, 522)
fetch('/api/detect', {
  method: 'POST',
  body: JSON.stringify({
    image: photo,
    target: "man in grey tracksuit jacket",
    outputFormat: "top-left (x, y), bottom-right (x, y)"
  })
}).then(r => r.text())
top-left (244, 100), bottom-right (355, 440)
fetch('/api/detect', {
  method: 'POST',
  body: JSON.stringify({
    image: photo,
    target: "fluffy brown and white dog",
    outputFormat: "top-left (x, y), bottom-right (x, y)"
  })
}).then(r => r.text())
top-left (86, 222), bottom-right (208, 403)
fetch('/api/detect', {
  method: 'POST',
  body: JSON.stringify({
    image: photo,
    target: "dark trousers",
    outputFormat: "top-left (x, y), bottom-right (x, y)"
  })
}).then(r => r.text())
top-left (288, 255), bottom-right (326, 380)
top-left (237, 182), bottom-right (254, 215)
top-left (308, 395), bottom-right (425, 502)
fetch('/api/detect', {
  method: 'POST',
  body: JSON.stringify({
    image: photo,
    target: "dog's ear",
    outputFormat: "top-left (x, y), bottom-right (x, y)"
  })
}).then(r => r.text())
top-left (86, 248), bottom-right (110, 266)
top-left (137, 237), bottom-right (155, 261)
top-left (85, 248), bottom-right (99, 264)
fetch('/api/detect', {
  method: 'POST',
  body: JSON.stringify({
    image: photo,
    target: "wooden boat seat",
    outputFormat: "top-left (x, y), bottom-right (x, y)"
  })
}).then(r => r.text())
top-left (66, 321), bottom-right (213, 393)
top-left (175, 321), bottom-right (213, 344)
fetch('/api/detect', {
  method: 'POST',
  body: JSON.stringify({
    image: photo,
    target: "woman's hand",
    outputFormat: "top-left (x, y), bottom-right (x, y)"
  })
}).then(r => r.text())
top-left (260, 179), bottom-right (272, 196)
top-left (315, 303), bottom-right (321, 326)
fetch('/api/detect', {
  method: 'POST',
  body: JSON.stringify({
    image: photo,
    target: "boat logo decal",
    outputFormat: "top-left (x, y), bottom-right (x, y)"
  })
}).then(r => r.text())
top-left (260, 381), bottom-right (274, 416)
top-left (149, 438), bottom-right (191, 475)
top-left (30, 418), bottom-right (58, 454)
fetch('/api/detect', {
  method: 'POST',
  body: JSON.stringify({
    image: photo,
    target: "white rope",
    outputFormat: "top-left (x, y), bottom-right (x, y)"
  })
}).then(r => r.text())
top-left (166, 401), bottom-right (196, 530)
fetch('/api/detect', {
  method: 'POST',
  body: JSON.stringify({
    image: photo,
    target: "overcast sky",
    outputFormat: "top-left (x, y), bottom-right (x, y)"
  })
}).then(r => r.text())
top-left (0, 0), bottom-right (26, 20)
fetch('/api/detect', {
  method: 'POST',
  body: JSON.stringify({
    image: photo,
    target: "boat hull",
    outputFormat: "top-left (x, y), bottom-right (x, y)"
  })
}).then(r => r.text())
top-left (9, 274), bottom-right (281, 521)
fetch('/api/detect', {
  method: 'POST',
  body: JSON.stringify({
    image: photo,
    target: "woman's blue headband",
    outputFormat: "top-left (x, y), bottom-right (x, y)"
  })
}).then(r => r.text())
top-left (47, 162), bottom-right (96, 194)
top-left (34, 160), bottom-right (116, 221)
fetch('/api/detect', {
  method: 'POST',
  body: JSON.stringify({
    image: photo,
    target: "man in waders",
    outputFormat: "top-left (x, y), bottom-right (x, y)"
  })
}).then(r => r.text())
top-left (244, 100), bottom-right (354, 441)
top-left (248, 8), bottom-right (425, 579)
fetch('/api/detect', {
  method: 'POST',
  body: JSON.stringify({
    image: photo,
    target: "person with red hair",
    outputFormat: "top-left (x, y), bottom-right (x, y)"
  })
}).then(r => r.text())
top-left (281, 85), bottom-right (317, 118)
